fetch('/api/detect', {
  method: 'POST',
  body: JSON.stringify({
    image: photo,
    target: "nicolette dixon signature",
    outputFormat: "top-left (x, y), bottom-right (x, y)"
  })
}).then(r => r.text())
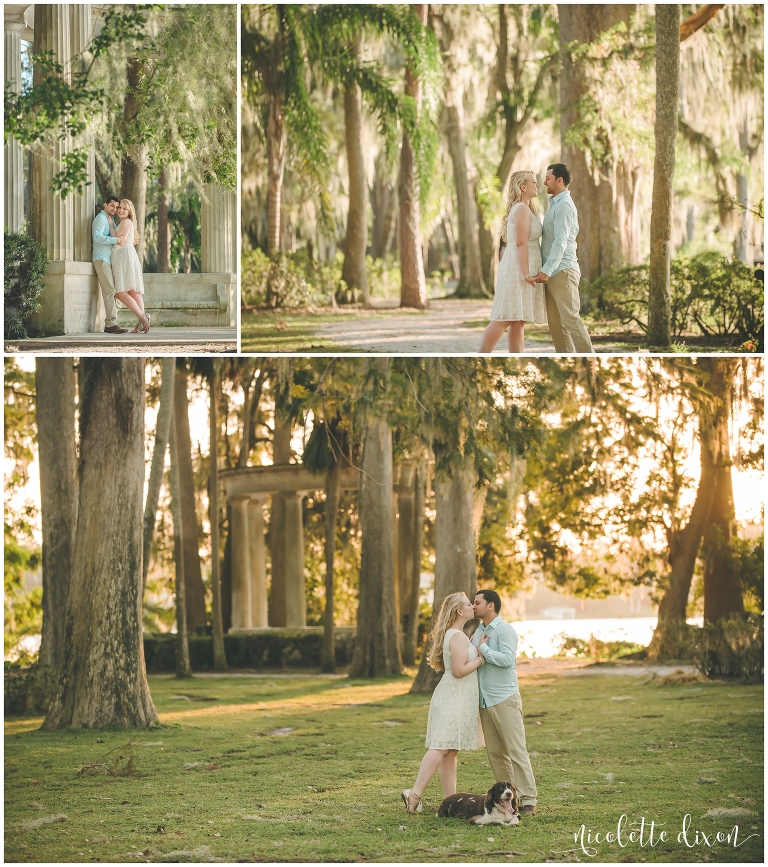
top-left (571, 814), bottom-right (760, 857)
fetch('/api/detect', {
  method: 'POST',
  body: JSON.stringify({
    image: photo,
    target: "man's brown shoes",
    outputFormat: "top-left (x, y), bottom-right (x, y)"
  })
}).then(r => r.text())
top-left (104, 325), bottom-right (128, 334)
top-left (519, 805), bottom-right (537, 816)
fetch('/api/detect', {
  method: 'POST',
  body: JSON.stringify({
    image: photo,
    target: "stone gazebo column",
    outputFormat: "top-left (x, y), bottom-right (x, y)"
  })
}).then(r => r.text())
top-left (30, 4), bottom-right (73, 260)
top-left (230, 495), bottom-right (252, 630)
top-left (247, 496), bottom-right (268, 628)
top-left (201, 183), bottom-right (237, 326)
top-left (4, 21), bottom-right (25, 232)
top-left (69, 4), bottom-right (95, 260)
top-left (284, 492), bottom-right (307, 628)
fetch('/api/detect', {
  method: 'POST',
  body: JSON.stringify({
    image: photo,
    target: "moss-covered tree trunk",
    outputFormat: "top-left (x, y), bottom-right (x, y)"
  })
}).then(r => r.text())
top-left (121, 56), bottom-right (149, 265)
top-left (399, 4), bottom-right (429, 310)
top-left (173, 364), bottom-right (207, 630)
top-left (647, 4), bottom-right (680, 346)
top-left (142, 357), bottom-right (176, 594)
top-left (36, 358), bottom-right (78, 673)
top-left (341, 36), bottom-right (369, 304)
top-left (169, 416), bottom-right (192, 678)
top-left (700, 359), bottom-right (744, 623)
top-left (558, 4), bottom-right (639, 284)
top-left (266, 27), bottom-right (286, 255)
top-left (350, 415), bottom-right (402, 677)
top-left (44, 359), bottom-right (157, 730)
top-left (411, 456), bottom-right (479, 693)
top-left (157, 166), bottom-right (171, 272)
top-left (208, 361), bottom-right (227, 672)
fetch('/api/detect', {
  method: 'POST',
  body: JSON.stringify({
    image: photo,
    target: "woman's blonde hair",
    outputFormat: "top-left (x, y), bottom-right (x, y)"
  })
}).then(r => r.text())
top-left (500, 171), bottom-right (541, 243)
top-left (119, 199), bottom-right (140, 246)
top-left (427, 592), bottom-right (469, 672)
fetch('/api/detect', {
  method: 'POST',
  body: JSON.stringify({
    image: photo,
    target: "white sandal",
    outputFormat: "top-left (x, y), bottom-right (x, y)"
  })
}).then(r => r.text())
top-left (401, 789), bottom-right (423, 814)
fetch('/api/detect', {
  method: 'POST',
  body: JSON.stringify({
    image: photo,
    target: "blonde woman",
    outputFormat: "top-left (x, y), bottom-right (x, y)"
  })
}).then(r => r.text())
top-left (479, 171), bottom-right (547, 353)
top-left (401, 592), bottom-right (484, 814)
top-left (110, 199), bottom-right (150, 333)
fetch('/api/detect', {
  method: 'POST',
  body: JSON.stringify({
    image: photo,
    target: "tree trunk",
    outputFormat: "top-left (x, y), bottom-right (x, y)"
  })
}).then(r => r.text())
top-left (734, 110), bottom-right (754, 265)
top-left (269, 415), bottom-right (292, 627)
top-left (647, 4), bottom-right (680, 347)
top-left (432, 10), bottom-right (487, 298)
top-left (36, 359), bottom-right (78, 673)
top-left (322, 459), bottom-right (342, 673)
top-left (700, 359), bottom-right (744, 623)
top-left (157, 165), bottom-right (171, 273)
top-left (266, 85), bottom-right (286, 256)
top-left (558, 5), bottom-right (639, 284)
top-left (121, 56), bottom-right (149, 266)
top-left (399, 4), bottom-right (429, 309)
top-left (350, 413), bottom-right (402, 677)
top-left (341, 36), bottom-right (370, 305)
top-left (208, 361), bottom-right (227, 671)
top-left (169, 417), bottom-right (192, 678)
top-left (400, 461), bottom-right (426, 666)
top-left (142, 357), bottom-right (176, 594)
top-left (173, 365), bottom-right (207, 630)
top-left (647, 445), bottom-right (714, 660)
top-left (411, 456), bottom-right (479, 693)
top-left (370, 154), bottom-right (397, 260)
top-left (43, 359), bottom-right (158, 730)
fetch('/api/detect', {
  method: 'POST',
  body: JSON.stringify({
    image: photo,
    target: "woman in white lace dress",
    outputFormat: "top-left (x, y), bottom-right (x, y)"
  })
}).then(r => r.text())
top-left (401, 592), bottom-right (484, 814)
top-left (110, 199), bottom-right (150, 333)
top-left (479, 171), bottom-right (547, 353)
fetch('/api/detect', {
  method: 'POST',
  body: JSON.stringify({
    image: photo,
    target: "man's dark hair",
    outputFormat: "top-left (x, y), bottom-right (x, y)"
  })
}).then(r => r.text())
top-left (105, 195), bottom-right (119, 205)
top-left (475, 588), bottom-right (502, 614)
top-left (547, 163), bottom-right (572, 187)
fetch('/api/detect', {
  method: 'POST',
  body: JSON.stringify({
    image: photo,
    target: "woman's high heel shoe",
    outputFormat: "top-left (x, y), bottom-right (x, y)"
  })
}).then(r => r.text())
top-left (401, 789), bottom-right (422, 814)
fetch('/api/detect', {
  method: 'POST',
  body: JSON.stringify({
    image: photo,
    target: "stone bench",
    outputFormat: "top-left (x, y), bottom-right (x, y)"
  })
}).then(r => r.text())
top-left (30, 262), bottom-right (237, 334)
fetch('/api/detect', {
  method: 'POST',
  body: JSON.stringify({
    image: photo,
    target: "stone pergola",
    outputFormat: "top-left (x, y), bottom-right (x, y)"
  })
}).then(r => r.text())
top-left (221, 463), bottom-right (423, 637)
top-left (4, 4), bottom-right (237, 334)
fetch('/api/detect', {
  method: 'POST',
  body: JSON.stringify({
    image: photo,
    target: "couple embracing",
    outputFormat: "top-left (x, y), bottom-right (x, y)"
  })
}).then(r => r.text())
top-left (479, 163), bottom-right (594, 354)
top-left (92, 196), bottom-right (149, 334)
top-left (402, 589), bottom-right (537, 817)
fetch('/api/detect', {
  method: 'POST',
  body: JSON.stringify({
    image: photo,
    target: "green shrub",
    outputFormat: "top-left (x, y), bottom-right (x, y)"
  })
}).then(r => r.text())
top-left (241, 248), bottom-right (345, 309)
top-left (692, 613), bottom-right (764, 681)
top-left (4, 231), bottom-right (48, 339)
top-left (587, 251), bottom-right (764, 343)
top-left (556, 634), bottom-right (646, 661)
top-left (4, 663), bottom-right (58, 715)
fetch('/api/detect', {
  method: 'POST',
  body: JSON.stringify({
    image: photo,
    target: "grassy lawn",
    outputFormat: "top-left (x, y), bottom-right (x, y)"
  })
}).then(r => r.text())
top-left (4, 670), bottom-right (763, 863)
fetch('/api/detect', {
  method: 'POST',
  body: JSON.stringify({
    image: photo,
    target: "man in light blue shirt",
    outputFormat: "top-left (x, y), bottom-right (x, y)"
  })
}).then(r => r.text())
top-left (472, 588), bottom-right (538, 814)
top-left (528, 163), bottom-right (594, 353)
top-left (92, 196), bottom-right (128, 333)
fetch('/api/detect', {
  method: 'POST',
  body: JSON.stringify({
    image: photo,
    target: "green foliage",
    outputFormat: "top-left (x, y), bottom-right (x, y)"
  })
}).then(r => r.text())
top-left (693, 614), bottom-right (764, 681)
top-left (587, 252), bottom-right (765, 344)
top-left (556, 634), bottom-right (646, 661)
top-left (733, 533), bottom-right (764, 613)
top-left (477, 479), bottom-right (526, 593)
top-left (241, 248), bottom-right (343, 308)
top-left (3, 231), bottom-right (48, 339)
top-left (4, 5), bottom-right (155, 195)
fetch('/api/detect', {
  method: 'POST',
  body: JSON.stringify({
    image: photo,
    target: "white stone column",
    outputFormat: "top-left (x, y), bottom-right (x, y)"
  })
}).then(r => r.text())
top-left (69, 4), bottom-right (95, 262)
top-left (284, 491), bottom-right (307, 628)
top-left (4, 22), bottom-right (25, 232)
top-left (201, 183), bottom-right (236, 273)
top-left (248, 496), bottom-right (268, 628)
top-left (30, 4), bottom-right (73, 260)
top-left (230, 495), bottom-right (252, 630)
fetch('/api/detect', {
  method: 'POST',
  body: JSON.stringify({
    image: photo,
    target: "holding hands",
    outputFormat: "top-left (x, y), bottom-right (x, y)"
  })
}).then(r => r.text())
top-left (524, 271), bottom-right (549, 286)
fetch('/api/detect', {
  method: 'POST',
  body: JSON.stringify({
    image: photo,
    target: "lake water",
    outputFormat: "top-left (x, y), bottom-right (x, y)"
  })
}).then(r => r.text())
top-left (509, 616), bottom-right (703, 657)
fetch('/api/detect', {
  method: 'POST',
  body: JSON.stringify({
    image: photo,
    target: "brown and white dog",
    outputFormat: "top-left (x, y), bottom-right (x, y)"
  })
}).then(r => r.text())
top-left (438, 782), bottom-right (520, 826)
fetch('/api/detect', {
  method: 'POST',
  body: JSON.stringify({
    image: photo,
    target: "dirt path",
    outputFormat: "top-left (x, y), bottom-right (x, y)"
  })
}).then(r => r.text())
top-left (315, 299), bottom-right (622, 353)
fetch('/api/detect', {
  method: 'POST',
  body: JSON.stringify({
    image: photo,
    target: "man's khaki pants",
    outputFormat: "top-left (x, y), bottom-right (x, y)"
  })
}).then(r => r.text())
top-left (93, 260), bottom-right (119, 329)
top-left (480, 694), bottom-right (538, 806)
top-left (544, 268), bottom-right (594, 354)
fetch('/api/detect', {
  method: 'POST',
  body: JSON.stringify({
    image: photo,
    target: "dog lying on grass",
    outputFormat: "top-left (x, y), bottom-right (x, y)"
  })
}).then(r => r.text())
top-left (438, 781), bottom-right (520, 825)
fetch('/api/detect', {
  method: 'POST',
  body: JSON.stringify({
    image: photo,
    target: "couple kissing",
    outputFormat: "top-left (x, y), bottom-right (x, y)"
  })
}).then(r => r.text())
top-left (402, 589), bottom-right (538, 818)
